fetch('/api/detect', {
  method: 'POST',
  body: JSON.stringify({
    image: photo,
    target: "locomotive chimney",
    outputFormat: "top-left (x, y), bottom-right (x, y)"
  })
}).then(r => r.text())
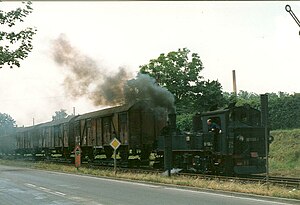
top-left (168, 113), bottom-right (176, 131)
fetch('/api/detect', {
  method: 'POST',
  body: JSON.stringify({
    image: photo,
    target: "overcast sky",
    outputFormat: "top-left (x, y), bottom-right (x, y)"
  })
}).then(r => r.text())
top-left (1, 1), bottom-right (300, 126)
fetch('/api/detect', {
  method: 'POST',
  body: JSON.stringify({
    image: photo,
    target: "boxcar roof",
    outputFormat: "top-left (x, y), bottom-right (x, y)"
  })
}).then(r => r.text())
top-left (16, 115), bottom-right (77, 131)
top-left (15, 126), bottom-right (35, 132)
top-left (38, 115), bottom-right (77, 128)
top-left (75, 100), bottom-right (155, 121)
top-left (75, 103), bottom-right (133, 121)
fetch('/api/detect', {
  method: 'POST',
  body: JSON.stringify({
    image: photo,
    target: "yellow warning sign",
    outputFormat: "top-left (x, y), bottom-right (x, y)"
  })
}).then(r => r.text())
top-left (110, 138), bottom-right (121, 150)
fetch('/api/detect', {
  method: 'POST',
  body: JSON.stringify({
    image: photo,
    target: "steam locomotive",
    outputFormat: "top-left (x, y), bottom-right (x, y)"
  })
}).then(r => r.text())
top-left (0, 100), bottom-right (272, 175)
top-left (156, 104), bottom-right (272, 175)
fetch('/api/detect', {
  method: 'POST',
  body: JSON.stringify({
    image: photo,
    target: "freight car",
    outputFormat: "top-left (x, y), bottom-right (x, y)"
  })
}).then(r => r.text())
top-left (155, 103), bottom-right (273, 175)
top-left (15, 115), bottom-right (76, 160)
top-left (13, 100), bottom-right (167, 164)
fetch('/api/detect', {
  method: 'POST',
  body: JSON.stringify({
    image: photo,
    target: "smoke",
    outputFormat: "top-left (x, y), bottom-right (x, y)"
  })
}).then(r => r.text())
top-left (52, 34), bottom-right (129, 106)
top-left (52, 34), bottom-right (175, 112)
top-left (124, 73), bottom-right (175, 113)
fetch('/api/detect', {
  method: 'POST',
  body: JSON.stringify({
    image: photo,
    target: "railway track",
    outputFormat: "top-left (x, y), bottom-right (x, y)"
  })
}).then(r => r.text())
top-left (88, 163), bottom-right (300, 188)
top-left (175, 173), bottom-right (300, 188)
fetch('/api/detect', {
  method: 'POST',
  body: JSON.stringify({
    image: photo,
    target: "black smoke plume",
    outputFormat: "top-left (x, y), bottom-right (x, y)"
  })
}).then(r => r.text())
top-left (52, 34), bottom-right (175, 112)
top-left (124, 73), bottom-right (175, 113)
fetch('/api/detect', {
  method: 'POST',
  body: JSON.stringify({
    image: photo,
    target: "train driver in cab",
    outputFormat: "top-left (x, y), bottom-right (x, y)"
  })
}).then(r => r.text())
top-left (207, 119), bottom-right (221, 151)
top-left (207, 119), bottom-right (221, 134)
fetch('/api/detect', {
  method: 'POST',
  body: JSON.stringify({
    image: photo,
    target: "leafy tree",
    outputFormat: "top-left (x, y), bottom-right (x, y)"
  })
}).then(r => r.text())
top-left (191, 80), bottom-right (226, 112)
top-left (176, 113), bottom-right (194, 131)
top-left (223, 91), bottom-right (260, 109)
top-left (140, 48), bottom-right (203, 103)
top-left (268, 92), bottom-right (300, 130)
top-left (0, 113), bottom-right (16, 135)
top-left (140, 48), bottom-right (225, 115)
top-left (52, 109), bottom-right (68, 121)
top-left (0, 1), bottom-right (37, 68)
top-left (224, 91), bottom-right (300, 130)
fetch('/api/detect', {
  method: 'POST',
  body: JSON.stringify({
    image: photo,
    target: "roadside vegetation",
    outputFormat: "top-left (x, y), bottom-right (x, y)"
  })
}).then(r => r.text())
top-left (269, 129), bottom-right (300, 177)
top-left (0, 159), bottom-right (299, 200)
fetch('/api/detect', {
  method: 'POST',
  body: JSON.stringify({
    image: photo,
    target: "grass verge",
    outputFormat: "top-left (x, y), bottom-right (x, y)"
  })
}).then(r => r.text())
top-left (269, 129), bottom-right (300, 177)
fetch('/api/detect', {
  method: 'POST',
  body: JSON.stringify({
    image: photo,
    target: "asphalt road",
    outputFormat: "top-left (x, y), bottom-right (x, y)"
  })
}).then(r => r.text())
top-left (0, 165), bottom-right (298, 205)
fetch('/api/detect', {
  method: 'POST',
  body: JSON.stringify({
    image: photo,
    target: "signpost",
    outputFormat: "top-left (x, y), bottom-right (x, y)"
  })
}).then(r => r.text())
top-left (110, 138), bottom-right (121, 175)
top-left (73, 145), bottom-right (82, 170)
top-left (260, 94), bottom-right (269, 189)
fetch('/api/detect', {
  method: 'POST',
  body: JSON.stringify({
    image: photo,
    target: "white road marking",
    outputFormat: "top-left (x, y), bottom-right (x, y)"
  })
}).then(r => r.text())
top-left (24, 183), bottom-right (102, 204)
top-left (48, 170), bottom-right (161, 188)
top-left (54, 191), bottom-right (66, 196)
top-left (164, 187), bottom-right (294, 205)
top-left (114, 179), bottom-right (161, 188)
top-left (24, 183), bottom-right (67, 198)
top-left (24, 183), bottom-right (36, 188)
top-left (38, 186), bottom-right (51, 192)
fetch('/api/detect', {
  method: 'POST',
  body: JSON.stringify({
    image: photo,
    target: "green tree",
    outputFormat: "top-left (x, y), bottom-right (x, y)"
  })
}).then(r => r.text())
top-left (52, 109), bottom-right (68, 121)
top-left (224, 91), bottom-right (300, 130)
top-left (0, 1), bottom-right (37, 68)
top-left (237, 91), bottom-right (260, 108)
top-left (0, 113), bottom-right (16, 135)
top-left (140, 48), bottom-right (203, 104)
top-left (268, 92), bottom-right (300, 130)
top-left (139, 48), bottom-right (225, 115)
top-left (191, 80), bottom-right (226, 112)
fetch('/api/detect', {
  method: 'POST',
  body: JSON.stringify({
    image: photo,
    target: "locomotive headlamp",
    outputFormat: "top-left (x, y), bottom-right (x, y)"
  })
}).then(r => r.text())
top-left (186, 135), bottom-right (190, 142)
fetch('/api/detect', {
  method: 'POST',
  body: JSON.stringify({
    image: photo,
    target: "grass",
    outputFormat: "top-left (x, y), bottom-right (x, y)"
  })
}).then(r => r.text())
top-left (269, 129), bottom-right (300, 177)
top-left (0, 159), bottom-right (299, 200)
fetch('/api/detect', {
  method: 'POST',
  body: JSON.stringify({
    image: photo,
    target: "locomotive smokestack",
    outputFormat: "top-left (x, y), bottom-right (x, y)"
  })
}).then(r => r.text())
top-left (168, 113), bottom-right (176, 131)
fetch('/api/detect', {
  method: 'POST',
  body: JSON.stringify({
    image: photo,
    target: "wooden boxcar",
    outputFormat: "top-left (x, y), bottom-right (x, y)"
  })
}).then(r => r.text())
top-left (36, 115), bottom-right (77, 158)
top-left (72, 101), bottom-right (167, 162)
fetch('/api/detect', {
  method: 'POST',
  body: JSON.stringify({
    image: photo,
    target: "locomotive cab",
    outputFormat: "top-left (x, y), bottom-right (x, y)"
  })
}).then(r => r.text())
top-left (201, 105), bottom-right (270, 175)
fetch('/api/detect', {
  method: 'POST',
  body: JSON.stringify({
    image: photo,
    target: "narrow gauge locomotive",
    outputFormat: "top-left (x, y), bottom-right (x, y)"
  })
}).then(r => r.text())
top-left (14, 100), bottom-right (167, 165)
top-left (156, 104), bottom-right (273, 175)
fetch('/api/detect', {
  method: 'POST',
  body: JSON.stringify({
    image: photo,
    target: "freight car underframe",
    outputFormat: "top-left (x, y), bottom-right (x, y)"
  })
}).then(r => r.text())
top-left (81, 144), bottom-right (154, 166)
top-left (14, 143), bottom-right (155, 167)
top-left (14, 146), bottom-right (73, 161)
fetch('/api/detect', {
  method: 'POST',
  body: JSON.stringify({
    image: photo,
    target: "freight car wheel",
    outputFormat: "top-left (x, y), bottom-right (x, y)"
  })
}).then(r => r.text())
top-left (119, 147), bottom-right (129, 161)
top-left (104, 146), bottom-right (113, 159)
